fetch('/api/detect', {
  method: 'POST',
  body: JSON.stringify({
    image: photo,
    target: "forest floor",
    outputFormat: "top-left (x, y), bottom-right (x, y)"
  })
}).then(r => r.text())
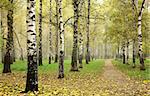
top-left (0, 60), bottom-right (149, 96)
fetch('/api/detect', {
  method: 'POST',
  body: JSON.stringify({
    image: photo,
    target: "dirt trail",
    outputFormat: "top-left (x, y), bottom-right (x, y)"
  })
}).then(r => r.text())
top-left (102, 59), bottom-right (129, 84)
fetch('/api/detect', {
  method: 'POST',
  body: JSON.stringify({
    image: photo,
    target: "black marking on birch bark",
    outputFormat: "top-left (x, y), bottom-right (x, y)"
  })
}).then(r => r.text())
top-left (29, 11), bottom-right (33, 14)
top-left (138, 34), bottom-right (142, 37)
top-left (27, 30), bottom-right (34, 33)
top-left (31, 33), bottom-right (36, 35)
top-left (27, 40), bottom-right (32, 43)
top-left (29, 24), bottom-right (34, 27)
top-left (30, 15), bottom-right (35, 21)
top-left (137, 24), bottom-right (141, 27)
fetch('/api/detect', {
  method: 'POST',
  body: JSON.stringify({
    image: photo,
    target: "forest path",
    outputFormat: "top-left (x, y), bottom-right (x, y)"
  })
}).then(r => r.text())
top-left (0, 60), bottom-right (149, 95)
top-left (102, 59), bottom-right (129, 84)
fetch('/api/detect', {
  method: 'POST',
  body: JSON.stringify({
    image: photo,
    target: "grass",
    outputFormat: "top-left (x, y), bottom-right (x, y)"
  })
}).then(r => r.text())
top-left (112, 59), bottom-right (150, 80)
top-left (0, 59), bottom-right (105, 75)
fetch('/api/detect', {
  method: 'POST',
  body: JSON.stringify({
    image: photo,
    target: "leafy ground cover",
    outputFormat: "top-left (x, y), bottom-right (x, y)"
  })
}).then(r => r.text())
top-left (0, 59), bottom-right (149, 95)
top-left (112, 59), bottom-right (150, 80)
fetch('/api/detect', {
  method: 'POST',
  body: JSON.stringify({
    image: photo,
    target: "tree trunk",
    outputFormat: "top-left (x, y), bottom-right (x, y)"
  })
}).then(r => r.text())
top-left (71, 0), bottom-right (79, 71)
top-left (138, 0), bottom-right (146, 70)
top-left (54, 0), bottom-right (59, 63)
top-left (78, 32), bottom-right (83, 68)
top-left (132, 39), bottom-right (136, 68)
top-left (126, 41), bottom-right (129, 64)
top-left (3, 51), bottom-right (11, 73)
top-left (49, 0), bottom-right (52, 64)
top-left (78, 0), bottom-right (84, 68)
top-left (132, 0), bottom-right (138, 68)
top-left (3, 0), bottom-right (14, 73)
top-left (86, 0), bottom-right (91, 64)
top-left (58, 0), bottom-right (64, 78)
top-left (38, 0), bottom-right (43, 66)
top-left (25, 0), bottom-right (38, 92)
top-left (122, 44), bottom-right (126, 64)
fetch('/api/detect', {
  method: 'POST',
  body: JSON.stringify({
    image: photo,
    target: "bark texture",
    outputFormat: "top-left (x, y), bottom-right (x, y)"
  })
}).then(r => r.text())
top-left (3, 0), bottom-right (14, 73)
top-left (71, 0), bottom-right (79, 71)
top-left (58, 0), bottom-right (64, 78)
top-left (126, 41), bottom-right (129, 64)
top-left (38, 0), bottom-right (43, 66)
top-left (122, 44), bottom-right (126, 64)
top-left (49, 0), bottom-right (52, 64)
top-left (54, 0), bottom-right (59, 63)
top-left (25, 0), bottom-right (38, 92)
top-left (86, 0), bottom-right (91, 64)
top-left (132, 0), bottom-right (138, 68)
top-left (78, 0), bottom-right (84, 68)
top-left (138, 0), bottom-right (145, 70)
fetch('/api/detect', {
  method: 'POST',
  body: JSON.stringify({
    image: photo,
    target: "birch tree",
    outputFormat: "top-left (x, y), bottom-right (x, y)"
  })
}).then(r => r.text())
top-left (78, 0), bottom-right (85, 68)
top-left (132, 0), bottom-right (138, 68)
top-left (126, 41), bottom-right (129, 64)
top-left (49, 0), bottom-right (52, 64)
top-left (122, 43), bottom-right (126, 64)
top-left (25, 0), bottom-right (38, 92)
top-left (138, 0), bottom-right (146, 70)
top-left (86, 0), bottom-right (91, 64)
top-left (58, 0), bottom-right (64, 78)
top-left (3, 0), bottom-right (14, 73)
top-left (71, 0), bottom-right (79, 71)
top-left (54, 0), bottom-right (59, 63)
top-left (38, 0), bottom-right (43, 66)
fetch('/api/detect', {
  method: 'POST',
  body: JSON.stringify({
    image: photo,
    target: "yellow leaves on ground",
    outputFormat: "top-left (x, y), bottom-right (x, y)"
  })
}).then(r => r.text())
top-left (0, 72), bottom-right (149, 95)
top-left (143, 80), bottom-right (150, 84)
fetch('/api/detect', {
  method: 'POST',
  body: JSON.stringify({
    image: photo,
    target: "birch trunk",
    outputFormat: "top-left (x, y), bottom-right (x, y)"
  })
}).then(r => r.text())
top-left (122, 44), bottom-right (126, 64)
top-left (126, 41), bottom-right (129, 64)
top-left (78, 0), bottom-right (84, 68)
top-left (138, 0), bottom-right (146, 70)
top-left (25, 0), bottom-right (38, 92)
top-left (86, 0), bottom-right (91, 64)
top-left (58, 0), bottom-right (64, 78)
top-left (132, 0), bottom-right (138, 68)
top-left (49, 0), bottom-right (52, 64)
top-left (38, 0), bottom-right (43, 66)
top-left (132, 39), bottom-right (136, 67)
top-left (71, 0), bottom-right (79, 71)
top-left (78, 32), bottom-right (83, 68)
top-left (54, 0), bottom-right (59, 63)
top-left (3, 0), bottom-right (14, 73)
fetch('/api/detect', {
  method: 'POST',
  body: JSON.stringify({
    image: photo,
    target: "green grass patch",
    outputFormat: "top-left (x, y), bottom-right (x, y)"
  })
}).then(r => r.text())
top-left (112, 59), bottom-right (150, 80)
top-left (0, 59), bottom-right (105, 75)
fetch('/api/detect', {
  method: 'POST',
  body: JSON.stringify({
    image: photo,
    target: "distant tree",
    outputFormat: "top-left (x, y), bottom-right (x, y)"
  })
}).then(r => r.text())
top-left (122, 43), bottom-right (126, 64)
top-left (25, 0), bottom-right (38, 92)
top-left (38, 0), bottom-right (43, 66)
top-left (78, 0), bottom-right (85, 68)
top-left (86, 0), bottom-right (91, 64)
top-left (58, 0), bottom-right (64, 78)
top-left (126, 41), bottom-right (129, 64)
top-left (54, 0), bottom-right (59, 63)
top-left (71, 0), bottom-right (79, 71)
top-left (132, 0), bottom-right (138, 68)
top-left (49, 0), bottom-right (52, 64)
